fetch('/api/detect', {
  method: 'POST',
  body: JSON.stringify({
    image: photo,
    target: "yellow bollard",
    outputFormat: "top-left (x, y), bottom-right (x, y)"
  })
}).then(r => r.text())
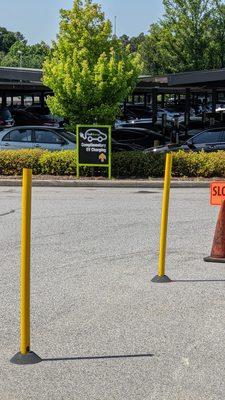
top-left (11, 169), bottom-right (41, 365)
top-left (20, 168), bottom-right (32, 355)
top-left (152, 153), bottom-right (173, 283)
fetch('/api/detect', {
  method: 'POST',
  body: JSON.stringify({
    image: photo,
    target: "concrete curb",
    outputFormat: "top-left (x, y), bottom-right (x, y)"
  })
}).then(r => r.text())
top-left (0, 179), bottom-right (211, 188)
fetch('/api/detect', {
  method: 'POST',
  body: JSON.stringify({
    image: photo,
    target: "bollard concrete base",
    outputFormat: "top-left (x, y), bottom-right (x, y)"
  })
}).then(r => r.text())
top-left (10, 351), bottom-right (42, 365)
top-left (151, 275), bottom-right (171, 283)
top-left (204, 256), bottom-right (225, 263)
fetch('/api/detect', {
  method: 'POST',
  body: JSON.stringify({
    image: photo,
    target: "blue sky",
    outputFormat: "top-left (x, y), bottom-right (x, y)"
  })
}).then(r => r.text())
top-left (0, 0), bottom-right (164, 44)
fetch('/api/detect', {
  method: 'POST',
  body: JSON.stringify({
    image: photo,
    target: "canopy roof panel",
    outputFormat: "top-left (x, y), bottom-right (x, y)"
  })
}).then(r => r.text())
top-left (167, 69), bottom-right (225, 88)
top-left (0, 67), bottom-right (48, 93)
top-left (1, 66), bottom-right (225, 95)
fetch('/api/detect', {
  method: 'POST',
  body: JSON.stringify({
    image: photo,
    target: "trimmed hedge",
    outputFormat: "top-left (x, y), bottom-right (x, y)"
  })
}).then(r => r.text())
top-left (0, 149), bottom-right (43, 175)
top-left (39, 150), bottom-right (76, 175)
top-left (112, 151), bottom-right (164, 178)
top-left (0, 149), bottom-right (225, 178)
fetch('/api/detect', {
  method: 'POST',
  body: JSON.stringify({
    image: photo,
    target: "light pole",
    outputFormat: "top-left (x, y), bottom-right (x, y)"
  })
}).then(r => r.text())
top-left (114, 16), bottom-right (117, 37)
top-left (17, 50), bottom-right (23, 68)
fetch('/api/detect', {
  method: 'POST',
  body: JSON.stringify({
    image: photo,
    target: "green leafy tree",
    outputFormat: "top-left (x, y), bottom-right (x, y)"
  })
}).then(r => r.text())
top-left (119, 34), bottom-right (130, 49)
top-left (0, 41), bottom-right (26, 67)
top-left (139, 23), bottom-right (177, 75)
top-left (0, 27), bottom-right (25, 53)
top-left (25, 42), bottom-right (50, 68)
top-left (43, 0), bottom-right (142, 126)
top-left (1, 41), bottom-right (50, 68)
top-left (162, 0), bottom-right (213, 71)
top-left (209, 0), bottom-right (225, 68)
top-left (139, 0), bottom-right (216, 74)
top-left (120, 33), bottom-right (146, 53)
top-left (0, 51), bottom-right (4, 64)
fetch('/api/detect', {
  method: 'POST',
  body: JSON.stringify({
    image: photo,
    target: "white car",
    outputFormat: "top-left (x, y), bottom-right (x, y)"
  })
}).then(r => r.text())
top-left (0, 126), bottom-right (76, 151)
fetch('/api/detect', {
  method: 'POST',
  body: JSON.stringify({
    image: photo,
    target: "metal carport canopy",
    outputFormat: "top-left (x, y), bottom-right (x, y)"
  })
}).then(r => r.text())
top-left (168, 69), bottom-right (225, 88)
top-left (0, 67), bottom-right (49, 94)
top-left (0, 66), bottom-right (43, 82)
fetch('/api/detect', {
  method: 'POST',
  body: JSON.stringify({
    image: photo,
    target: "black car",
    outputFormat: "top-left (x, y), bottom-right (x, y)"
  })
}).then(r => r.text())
top-left (122, 103), bottom-right (153, 119)
top-left (112, 140), bottom-right (143, 152)
top-left (115, 119), bottom-right (173, 140)
top-left (11, 109), bottom-right (59, 127)
top-left (112, 127), bottom-right (168, 148)
top-left (25, 105), bottom-right (65, 127)
top-left (0, 107), bottom-right (14, 127)
top-left (25, 105), bottom-right (50, 116)
top-left (145, 127), bottom-right (225, 154)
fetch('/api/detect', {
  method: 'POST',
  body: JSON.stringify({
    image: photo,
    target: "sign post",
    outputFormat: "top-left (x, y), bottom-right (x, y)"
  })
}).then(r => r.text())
top-left (210, 182), bottom-right (225, 206)
top-left (76, 125), bottom-right (111, 179)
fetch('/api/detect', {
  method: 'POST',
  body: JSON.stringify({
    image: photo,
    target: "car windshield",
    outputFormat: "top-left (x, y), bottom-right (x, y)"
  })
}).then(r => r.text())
top-left (58, 130), bottom-right (76, 143)
top-left (192, 129), bottom-right (223, 144)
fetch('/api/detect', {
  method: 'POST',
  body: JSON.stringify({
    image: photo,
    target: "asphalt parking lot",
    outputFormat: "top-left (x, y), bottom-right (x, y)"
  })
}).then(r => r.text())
top-left (0, 186), bottom-right (224, 400)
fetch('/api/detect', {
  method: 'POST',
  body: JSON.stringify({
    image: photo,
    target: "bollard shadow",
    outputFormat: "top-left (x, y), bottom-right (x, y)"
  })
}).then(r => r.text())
top-left (42, 353), bottom-right (154, 362)
top-left (172, 279), bottom-right (225, 283)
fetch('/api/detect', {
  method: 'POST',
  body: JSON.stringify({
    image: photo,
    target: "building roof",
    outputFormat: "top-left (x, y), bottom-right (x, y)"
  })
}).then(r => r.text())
top-left (0, 66), bottom-right (42, 82)
top-left (167, 68), bottom-right (225, 88)
top-left (0, 66), bottom-right (47, 94)
top-left (1, 66), bottom-right (225, 95)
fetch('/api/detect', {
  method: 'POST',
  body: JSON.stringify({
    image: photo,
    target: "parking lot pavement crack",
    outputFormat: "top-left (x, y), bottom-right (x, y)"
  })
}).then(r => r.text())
top-left (0, 209), bottom-right (16, 217)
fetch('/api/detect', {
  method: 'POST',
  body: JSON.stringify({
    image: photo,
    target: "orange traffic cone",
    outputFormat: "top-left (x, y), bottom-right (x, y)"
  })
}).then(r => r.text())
top-left (204, 200), bottom-right (225, 263)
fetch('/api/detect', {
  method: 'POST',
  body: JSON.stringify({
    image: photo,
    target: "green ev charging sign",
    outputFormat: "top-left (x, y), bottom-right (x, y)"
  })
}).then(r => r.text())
top-left (76, 125), bottom-right (111, 179)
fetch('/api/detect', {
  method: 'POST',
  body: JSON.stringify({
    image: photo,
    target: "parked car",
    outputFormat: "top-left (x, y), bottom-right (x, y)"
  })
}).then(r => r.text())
top-left (178, 116), bottom-right (206, 138)
top-left (0, 107), bottom-right (14, 127)
top-left (165, 101), bottom-right (193, 114)
top-left (122, 103), bottom-right (153, 119)
top-left (157, 109), bottom-right (182, 121)
top-left (112, 140), bottom-right (143, 152)
top-left (144, 127), bottom-right (225, 154)
top-left (0, 126), bottom-right (76, 151)
top-left (112, 127), bottom-right (168, 148)
top-left (0, 124), bottom-right (173, 153)
top-left (121, 103), bottom-right (184, 121)
top-left (11, 109), bottom-right (59, 127)
top-left (25, 105), bottom-right (64, 126)
top-left (25, 105), bottom-right (50, 116)
top-left (115, 119), bottom-right (173, 139)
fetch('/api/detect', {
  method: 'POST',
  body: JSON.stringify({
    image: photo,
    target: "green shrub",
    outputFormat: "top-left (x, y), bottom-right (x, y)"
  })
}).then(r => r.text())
top-left (172, 151), bottom-right (225, 178)
top-left (0, 149), bottom-right (225, 178)
top-left (39, 150), bottom-right (77, 175)
top-left (0, 149), bottom-right (43, 175)
top-left (172, 151), bottom-right (206, 177)
top-left (112, 152), bottom-right (164, 178)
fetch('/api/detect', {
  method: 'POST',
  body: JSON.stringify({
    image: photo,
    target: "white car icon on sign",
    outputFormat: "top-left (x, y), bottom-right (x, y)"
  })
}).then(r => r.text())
top-left (80, 129), bottom-right (107, 143)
